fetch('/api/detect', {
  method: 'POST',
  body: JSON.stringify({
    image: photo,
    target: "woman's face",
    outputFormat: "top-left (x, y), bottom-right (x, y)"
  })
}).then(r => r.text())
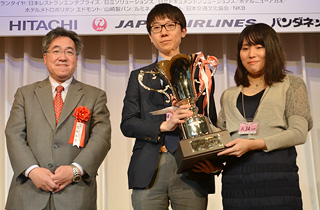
top-left (240, 39), bottom-right (266, 78)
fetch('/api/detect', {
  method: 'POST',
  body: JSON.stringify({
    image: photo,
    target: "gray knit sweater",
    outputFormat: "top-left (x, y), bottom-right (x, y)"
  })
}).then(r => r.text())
top-left (217, 74), bottom-right (313, 152)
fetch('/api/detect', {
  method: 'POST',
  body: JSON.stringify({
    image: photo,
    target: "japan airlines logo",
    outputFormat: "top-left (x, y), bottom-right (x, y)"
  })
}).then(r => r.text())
top-left (92, 17), bottom-right (107, 32)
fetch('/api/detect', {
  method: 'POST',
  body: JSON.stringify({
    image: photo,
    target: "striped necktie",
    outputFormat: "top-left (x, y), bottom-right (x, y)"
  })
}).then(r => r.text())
top-left (54, 85), bottom-right (64, 124)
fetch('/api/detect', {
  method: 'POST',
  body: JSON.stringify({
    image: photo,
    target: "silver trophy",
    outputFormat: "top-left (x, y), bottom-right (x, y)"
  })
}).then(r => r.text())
top-left (138, 52), bottom-right (231, 173)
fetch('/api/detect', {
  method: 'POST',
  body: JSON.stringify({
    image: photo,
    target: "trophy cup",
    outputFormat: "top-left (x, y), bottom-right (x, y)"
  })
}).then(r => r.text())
top-left (138, 52), bottom-right (231, 173)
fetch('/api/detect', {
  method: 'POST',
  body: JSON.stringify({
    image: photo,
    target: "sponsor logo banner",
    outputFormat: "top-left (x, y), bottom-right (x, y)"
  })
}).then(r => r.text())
top-left (0, 0), bottom-right (319, 36)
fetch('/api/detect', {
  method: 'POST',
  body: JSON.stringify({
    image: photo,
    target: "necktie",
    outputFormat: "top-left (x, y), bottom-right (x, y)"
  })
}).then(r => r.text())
top-left (54, 85), bottom-right (64, 124)
top-left (165, 134), bottom-right (180, 154)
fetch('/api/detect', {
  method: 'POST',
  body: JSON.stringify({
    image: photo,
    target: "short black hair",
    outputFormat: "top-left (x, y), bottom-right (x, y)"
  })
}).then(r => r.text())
top-left (146, 3), bottom-right (186, 34)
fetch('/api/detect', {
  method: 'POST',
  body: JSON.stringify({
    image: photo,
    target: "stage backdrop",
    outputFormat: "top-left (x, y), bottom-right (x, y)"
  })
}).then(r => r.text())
top-left (0, 0), bottom-right (320, 36)
top-left (0, 32), bottom-right (319, 210)
top-left (0, 1), bottom-right (320, 209)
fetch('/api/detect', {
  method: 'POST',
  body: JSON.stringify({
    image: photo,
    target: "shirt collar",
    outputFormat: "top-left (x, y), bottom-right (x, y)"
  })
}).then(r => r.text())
top-left (49, 76), bottom-right (73, 93)
top-left (158, 55), bottom-right (166, 62)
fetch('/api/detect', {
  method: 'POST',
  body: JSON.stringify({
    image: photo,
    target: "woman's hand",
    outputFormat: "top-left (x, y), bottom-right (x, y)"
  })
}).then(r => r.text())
top-left (217, 138), bottom-right (266, 157)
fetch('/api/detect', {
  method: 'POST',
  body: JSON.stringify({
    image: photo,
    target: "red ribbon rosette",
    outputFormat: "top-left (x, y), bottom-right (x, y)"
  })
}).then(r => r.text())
top-left (69, 106), bottom-right (91, 148)
top-left (74, 105), bottom-right (91, 123)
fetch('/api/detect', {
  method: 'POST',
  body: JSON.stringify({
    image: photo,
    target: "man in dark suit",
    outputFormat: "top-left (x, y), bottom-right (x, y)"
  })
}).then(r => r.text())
top-left (121, 3), bottom-right (218, 210)
top-left (5, 27), bottom-right (111, 210)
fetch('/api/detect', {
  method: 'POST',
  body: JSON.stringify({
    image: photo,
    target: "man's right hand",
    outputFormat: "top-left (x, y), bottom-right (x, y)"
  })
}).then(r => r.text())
top-left (28, 167), bottom-right (59, 192)
top-left (159, 104), bottom-right (193, 132)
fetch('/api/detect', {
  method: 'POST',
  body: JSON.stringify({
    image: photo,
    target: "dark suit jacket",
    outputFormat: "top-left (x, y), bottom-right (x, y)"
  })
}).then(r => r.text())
top-left (121, 61), bottom-right (217, 194)
top-left (5, 78), bottom-right (111, 210)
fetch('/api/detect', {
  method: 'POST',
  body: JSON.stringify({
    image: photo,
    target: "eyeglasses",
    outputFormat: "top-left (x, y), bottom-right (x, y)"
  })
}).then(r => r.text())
top-left (46, 48), bottom-right (79, 57)
top-left (150, 22), bottom-right (180, 33)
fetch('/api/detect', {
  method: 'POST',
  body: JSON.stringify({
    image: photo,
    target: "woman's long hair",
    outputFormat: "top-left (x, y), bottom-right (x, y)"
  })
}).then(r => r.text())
top-left (234, 23), bottom-right (288, 87)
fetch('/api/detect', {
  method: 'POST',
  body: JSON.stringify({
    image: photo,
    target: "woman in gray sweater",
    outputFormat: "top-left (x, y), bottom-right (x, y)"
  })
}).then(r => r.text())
top-left (196, 23), bottom-right (313, 210)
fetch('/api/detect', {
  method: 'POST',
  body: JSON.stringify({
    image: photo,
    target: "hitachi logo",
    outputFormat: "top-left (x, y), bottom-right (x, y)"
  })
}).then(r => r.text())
top-left (9, 20), bottom-right (78, 31)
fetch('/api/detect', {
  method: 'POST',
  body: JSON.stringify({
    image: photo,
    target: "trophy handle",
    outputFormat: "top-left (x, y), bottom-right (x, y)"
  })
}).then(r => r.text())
top-left (138, 69), bottom-right (172, 103)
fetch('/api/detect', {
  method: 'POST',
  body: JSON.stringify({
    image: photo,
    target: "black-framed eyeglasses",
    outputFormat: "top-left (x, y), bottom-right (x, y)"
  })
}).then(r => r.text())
top-left (150, 22), bottom-right (181, 33)
top-left (46, 48), bottom-right (79, 57)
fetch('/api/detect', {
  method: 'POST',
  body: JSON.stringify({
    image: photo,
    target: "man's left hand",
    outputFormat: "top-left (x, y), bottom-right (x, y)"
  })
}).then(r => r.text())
top-left (51, 165), bottom-right (74, 193)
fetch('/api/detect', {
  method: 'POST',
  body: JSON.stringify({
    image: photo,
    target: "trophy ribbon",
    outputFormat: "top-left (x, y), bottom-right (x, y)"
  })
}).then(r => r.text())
top-left (193, 52), bottom-right (219, 116)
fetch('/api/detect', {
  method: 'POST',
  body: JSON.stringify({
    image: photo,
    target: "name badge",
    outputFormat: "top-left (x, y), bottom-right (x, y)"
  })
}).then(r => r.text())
top-left (238, 122), bottom-right (258, 134)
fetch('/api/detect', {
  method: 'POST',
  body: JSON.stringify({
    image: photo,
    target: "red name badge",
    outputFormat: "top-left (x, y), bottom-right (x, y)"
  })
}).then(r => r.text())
top-left (238, 122), bottom-right (258, 134)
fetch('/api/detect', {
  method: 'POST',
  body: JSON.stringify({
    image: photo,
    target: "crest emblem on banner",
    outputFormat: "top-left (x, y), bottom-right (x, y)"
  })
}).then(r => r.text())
top-left (92, 17), bottom-right (107, 32)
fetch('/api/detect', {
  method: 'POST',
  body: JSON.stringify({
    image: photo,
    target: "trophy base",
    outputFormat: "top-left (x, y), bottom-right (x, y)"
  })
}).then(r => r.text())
top-left (175, 130), bottom-right (232, 174)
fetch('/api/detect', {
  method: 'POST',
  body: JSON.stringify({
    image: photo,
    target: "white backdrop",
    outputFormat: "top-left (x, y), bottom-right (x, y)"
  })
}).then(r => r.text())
top-left (0, 33), bottom-right (319, 210)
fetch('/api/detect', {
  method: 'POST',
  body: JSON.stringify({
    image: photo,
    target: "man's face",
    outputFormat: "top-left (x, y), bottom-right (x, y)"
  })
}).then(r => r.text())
top-left (43, 36), bottom-right (78, 84)
top-left (149, 17), bottom-right (187, 60)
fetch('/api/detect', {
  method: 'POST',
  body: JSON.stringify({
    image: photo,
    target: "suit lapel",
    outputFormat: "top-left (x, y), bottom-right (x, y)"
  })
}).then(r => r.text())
top-left (57, 79), bottom-right (84, 128)
top-left (35, 79), bottom-right (56, 131)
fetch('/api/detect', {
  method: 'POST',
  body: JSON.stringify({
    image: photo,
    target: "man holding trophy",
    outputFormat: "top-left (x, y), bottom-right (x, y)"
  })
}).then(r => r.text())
top-left (121, 3), bottom-right (222, 210)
